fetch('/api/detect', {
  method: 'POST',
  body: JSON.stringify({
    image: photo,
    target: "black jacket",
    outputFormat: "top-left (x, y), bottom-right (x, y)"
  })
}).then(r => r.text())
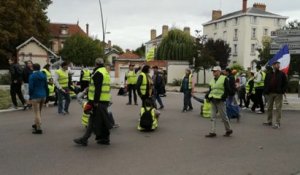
top-left (264, 69), bottom-right (287, 94)
top-left (88, 65), bottom-right (108, 104)
top-left (227, 74), bottom-right (236, 96)
top-left (9, 64), bottom-right (23, 83)
top-left (23, 67), bottom-right (33, 83)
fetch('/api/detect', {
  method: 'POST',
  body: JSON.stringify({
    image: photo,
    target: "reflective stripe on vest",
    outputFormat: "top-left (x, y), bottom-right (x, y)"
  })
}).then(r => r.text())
top-left (48, 84), bottom-right (55, 96)
top-left (88, 67), bottom-right (111, 102)
top-left (82, 102), bottom-right (89, 126)
top-left (254, 71), bottom-right (266, 88)
top-left (246, 78), bottom-right (254, 94)
top-left (138, 107), bottom-right (158, 130)
top-left (208, 75), bottom-right (226, 99)
top-left (126, 71), bottom-right (137, 85)
top-left (140, 72), bottom-right (147, 96)
top-left (42, 68), bottom-right (52, 81)
top-left (82, 69), bottom-right (91, 81)
top-left (56, 69), bottom-right (68, 88)
top-left (188, 74), bottom-right (193, 89)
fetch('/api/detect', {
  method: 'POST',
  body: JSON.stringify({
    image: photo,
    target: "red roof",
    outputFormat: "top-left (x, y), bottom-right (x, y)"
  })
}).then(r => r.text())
top-left (49, 23), bottom-right (86, 37)
top-left (118, 51), bottom-right (140, 59)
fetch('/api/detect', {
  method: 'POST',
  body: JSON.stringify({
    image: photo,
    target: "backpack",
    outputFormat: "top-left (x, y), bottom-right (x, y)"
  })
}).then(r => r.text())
top-left (140, 107), bottom-right (153, 130)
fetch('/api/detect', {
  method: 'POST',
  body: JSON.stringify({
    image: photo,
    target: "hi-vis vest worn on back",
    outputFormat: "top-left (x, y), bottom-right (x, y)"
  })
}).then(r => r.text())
top-left (246, 78), bottom-right (255, 94)
top-left (140, 72), bottom-right (147, 95)
top-left (56, 69), bottom-right (68, 88)
top-left (254, 71), bottom-right (266, 88)
top-left (88, 67), bottom-right (111, 102)
top-left (208, 75), bottom-right (226, 99)
top-left (82, 69), bottom-right (91, 81)
top-left (42, 68), bottom-right (52, 81)
top-left (137, 107), bottom-right (158, 130)
top-left (48, 84), bottom-right (55, 96)
top-left (126, 71), bottom-right (137, 85)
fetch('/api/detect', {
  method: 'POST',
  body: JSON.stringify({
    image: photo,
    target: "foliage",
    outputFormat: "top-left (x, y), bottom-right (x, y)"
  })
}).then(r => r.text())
top-left (257, 36), bottom-right (272, 65)
top-left (156, 29), bottom-right (194, 61)
top-left (230, 63), bottom-right (244, 72)
top-left (0, 89), bottom-right (11, 109)
top-left (282, 20), bottom-right (300, 30)
top-left (0, 73), bottom-right (11, 85)
top-left (204, 39), bottom-right (231, 69)
top-left (60, 34), bottom-right (104, 66)
top-left (172, 78), bottom-right (182, 86)
top-left (0, 0), bottom-right (51, 69)
top-left (112, 45), bottom-right (124, 54)
top-left (134, 44), bottom-right (145, 57)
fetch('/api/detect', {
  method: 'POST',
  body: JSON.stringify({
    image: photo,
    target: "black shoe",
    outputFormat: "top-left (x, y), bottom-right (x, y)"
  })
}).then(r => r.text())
top-left (126, 102), bottom-right (132, 105)
top-left (134, 103), bottom-right (138, 105)
top-left (32, 129), bottom-right (43, 134)
top-left (73, 138), bottom-right (88, 146)
top-left (223, 130), bottom-right (233, 137)
top-left (32, 124), bottom-right (37, 129)
top-left (263, 122), bottom-right (272, 126)
top-left (97, 140), bottom-right (110, 145)
top-left (159, 106), bottom-right (164, 109)
top-left (187, 107), bottom-right (193, 111)
top-left (205, 133), bottom-right (217, 138)
top-left (182, 109), bottom-right (187, 113)
top-left (23, 105), bottom-right (28, 111)
top-left (53, 103), bottom-right (58, 106)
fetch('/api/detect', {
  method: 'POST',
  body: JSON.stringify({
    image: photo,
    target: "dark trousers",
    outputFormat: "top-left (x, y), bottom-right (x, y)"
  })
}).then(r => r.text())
top-left (57, 89), bottom-right (71, 113)
top-left (183, 90), bottom-right (193, 110)
top-left (252, 88), bottom-right (264, 112)
top-left (238, 87), bottom-right (246, 107)
top-left (80, 81), bottom-right (89, 92)
top-left (127, 84), bottom-right (137, 104)
top-left (245, 94), bottom-right (255, 108)
top-left (10, 82), bottom-right (25, 107)
top-left (82, 103), bottom-right (110, 142)
top-left (153, 89), bottom-right (163, 108)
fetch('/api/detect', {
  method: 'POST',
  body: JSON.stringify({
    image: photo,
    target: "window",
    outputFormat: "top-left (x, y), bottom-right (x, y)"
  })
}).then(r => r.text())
top-left (61, 29), bottom-right (68, 35)
top-left (223, 31), bottom-right (227, 40)
top-left (233, 44), bottom-right (238, 56)
top-left (214, 23), bottom-right (218, 29)
top-left (214, 32), bottom-right (217, 39)
top-left (263, 28), bottom-right (268, 36)
top-left (234, 18), bottom-right (239, 25)
top-left (251, 28), bottom-right (256, 39)
top-left (224, 21), bottom-right (227, 27)
top-left (61, 42), bottom-right (64, 49)
top-left (251, 44), bottom-right (256, 55)
top-left (251, 16), bottom-right (257, 24)
top-left (233, 29), bottom-right (238, 41)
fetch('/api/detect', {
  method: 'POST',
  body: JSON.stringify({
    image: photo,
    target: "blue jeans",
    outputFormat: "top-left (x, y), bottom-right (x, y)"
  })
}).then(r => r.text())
top-left (57, 89), bottom-right (71, 113)
top-left (153, 89), bottom-right (163, 108)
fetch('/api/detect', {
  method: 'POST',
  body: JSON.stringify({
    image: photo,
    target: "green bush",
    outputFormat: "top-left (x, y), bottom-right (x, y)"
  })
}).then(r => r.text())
top-left (172, 78), bottom-right (182, 86)
top-left (287, 80), bottom-right (299, 93)
top-left (0, 73), bottom-right (11, 85)
top-left (0, 89), bottom-right (11, 109)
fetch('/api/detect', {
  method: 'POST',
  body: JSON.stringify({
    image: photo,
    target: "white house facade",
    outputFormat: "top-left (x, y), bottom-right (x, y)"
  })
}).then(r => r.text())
top-left (203, 1), bottom-right (288, 69)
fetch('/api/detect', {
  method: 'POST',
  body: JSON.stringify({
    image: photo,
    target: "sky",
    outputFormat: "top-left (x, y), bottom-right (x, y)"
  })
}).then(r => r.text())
top-left (47, 0), bottom-right (300, 50)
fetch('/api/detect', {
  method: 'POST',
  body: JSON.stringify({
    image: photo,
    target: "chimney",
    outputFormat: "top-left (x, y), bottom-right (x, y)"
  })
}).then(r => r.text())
top-left (183, 27), bottom-right (190, 35)
top-left (162, 25), bottom-right (169, 37)
top-left (212, 10), bottom-right (222, 20)
top-left (108, 40), bottom-right (112, 48)
top-left (86, 23), bottom-right (89, 36)
top-left (151, 29), bottom-right (156, 40)
top-left (253, 3), bottom-right (266, 11)
top-left (126, 49), bottom-right (130, 53)
top-left (243, 0), bottom-right (247, 13)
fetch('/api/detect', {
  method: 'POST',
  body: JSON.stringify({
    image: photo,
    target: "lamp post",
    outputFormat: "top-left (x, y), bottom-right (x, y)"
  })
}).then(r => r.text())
top-left (98, 0), bottom-right (105, 43)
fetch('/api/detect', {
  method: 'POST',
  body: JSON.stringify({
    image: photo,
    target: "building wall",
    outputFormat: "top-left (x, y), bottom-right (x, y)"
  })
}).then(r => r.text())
top-left (18, 42), bottom-right (49, 68)
top-left (203, 15), bottom-right (286, 69)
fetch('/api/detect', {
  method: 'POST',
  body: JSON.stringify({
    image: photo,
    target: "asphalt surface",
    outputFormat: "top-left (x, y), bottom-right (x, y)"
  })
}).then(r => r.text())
top-left (0, 90), bottom-right (300, 175)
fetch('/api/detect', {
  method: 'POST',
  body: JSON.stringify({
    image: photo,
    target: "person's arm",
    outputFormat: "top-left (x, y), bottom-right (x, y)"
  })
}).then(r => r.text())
top-left (249, 80), bottom-right (254, 94)
top-left (29, 75), bottom-right (34, 99)
top-left (92, 71), bottom-right (103, 104)
top-left (254, 72), bottom-right (262, 83)
top-left (136, 75), bottom-right (143, 97)
top-left (80, 70), bottom-right (83, 82)
top-left (53, 72), bottom-right (62, 90)
top-left (44, 75), bottom-right (49, 97)
top-left (223, 78), bottom-right (229, 101)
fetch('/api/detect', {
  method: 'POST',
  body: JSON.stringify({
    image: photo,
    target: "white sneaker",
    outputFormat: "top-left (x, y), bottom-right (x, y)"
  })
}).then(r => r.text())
top-left (256, 111), bottom-right (264, 114)
top-left (272, 123), bottom-right (280, 129)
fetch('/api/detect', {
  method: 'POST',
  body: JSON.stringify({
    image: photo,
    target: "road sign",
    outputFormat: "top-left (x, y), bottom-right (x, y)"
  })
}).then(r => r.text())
top-left (271, 30), bottom-right (300, 37)
top-left (271, 43), bottom-right (300, 49)
top-left (270, 49), bottom-right (300, 54)
top-left (273, 36), bottom-right (300, 43)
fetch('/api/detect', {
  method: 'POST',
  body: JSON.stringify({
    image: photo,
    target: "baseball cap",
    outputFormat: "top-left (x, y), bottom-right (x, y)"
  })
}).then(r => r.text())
top-left (212, 66), bottom-right (221, 71)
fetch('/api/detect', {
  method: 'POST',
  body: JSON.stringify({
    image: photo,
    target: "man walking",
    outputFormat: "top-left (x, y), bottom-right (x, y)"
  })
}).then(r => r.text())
top-left (180, 68), bottom-right (194, 112)
top-left (125, 63), bottom-right (138, 105)
top-left (252, 65), bottom-right (266, 114)
top-left (152, 66), bottom-right (164, 109)
top-left (74, 58), bottom-right (112, 146)
top-left (54, 61), bottom-right (71, 115)
top-left (136, 65), bottom-right (153, 106)
top-left (263, 61), bottom-right (287, 129)
top-left (205, 66), bottom-right (233, 138)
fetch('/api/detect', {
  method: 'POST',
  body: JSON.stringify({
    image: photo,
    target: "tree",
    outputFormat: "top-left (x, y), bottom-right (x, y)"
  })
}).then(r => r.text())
top-left (0, 0), bottom-right (51, 69)
top-left (257, 36), bottom-right (272, 65)
top-left (112, 45), bottom-right (124, 54)
top-left (134, 44), bottom-right (145, 57)
top-left (204, 39), bottom-right (231, 69)
top-left (60, 34), bottom-right (104, 66)
top-left (156, 29), bottom-right (194, 61)
top-left (283, 20), bottom-right (300, 30)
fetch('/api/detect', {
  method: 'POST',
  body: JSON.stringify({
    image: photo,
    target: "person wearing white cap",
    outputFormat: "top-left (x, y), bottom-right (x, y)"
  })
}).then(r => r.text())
top-left (205, 66), bottom-right (233, 137)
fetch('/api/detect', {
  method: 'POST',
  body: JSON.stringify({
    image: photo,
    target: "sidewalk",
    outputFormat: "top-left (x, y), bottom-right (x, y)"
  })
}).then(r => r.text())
top-left (165, 85), bottom-right (300, 111)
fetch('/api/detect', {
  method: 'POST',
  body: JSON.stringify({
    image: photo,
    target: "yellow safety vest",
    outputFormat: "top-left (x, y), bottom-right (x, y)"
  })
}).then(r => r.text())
top-left (56, 69), bottom-right (69, 88)
top-left (137, 107), bottom-right (158, 130)
top-left (48, 84), bottom-right (55, 96)
top-left (42, 68), bottom-right (52, 81)
top-left (181, 74), bottom-right (193, 90)
top-left (208, 75), bottom-right (226, 99)
top-left (140, 72), bottom-right (147, 96)
top-left (202, 99), bottom-right (211, 118)
top-left (126, 71), bottom-right (137, 85)
top-left (246, 78), bottom-right (255, 94)
top-left (82, 69), bottom-right (91, 81)
top-left (82, 102), bottom-right (89, 126)
top-left (88, 67), bottom-right (111, 102)
top-left (254, 71), bottom-right (266, 88)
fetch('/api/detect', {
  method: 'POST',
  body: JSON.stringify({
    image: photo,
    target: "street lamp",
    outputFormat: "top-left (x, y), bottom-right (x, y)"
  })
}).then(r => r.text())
top-left (98, 0), bottom-right (105, 43)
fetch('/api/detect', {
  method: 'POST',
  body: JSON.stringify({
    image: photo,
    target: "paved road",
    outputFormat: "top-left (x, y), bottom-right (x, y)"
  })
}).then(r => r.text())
top-left (0, 90), bottom-right (299, 175)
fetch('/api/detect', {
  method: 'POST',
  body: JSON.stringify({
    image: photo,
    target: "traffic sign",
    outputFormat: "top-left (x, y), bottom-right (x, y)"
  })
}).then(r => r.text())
top-left (270, 49), bottom-right (300, 54)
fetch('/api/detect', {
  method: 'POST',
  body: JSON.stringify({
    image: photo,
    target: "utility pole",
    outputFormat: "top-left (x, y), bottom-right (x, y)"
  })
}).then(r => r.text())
top-left (98, 0), bottom-right (105, 43)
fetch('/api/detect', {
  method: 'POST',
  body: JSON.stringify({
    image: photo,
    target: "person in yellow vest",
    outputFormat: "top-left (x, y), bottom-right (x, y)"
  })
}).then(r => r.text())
top-left (74, 58), bottom-right (112, 146)
top-left (80, 66), bottom-right (90, 92)
top-left (45, 78), bottom-right (56, 107)
top-left (245, 71), bottom-right (255, 109)
top-left (252, 65), bottom-right (266, 114)
top-left (54, 61), bottom-right (71, 115)
top-left (180, 68), bottom-right (194, 112)
top-left (205, 66), bottom-right (233, 138)
top-left (192, 95), bottom-right (211, 118)
top-left (137, 98), bottom-right (159, 131)
top-left (125, 63), bottom-right (138, 105)
top-left (42, 64), bottom-right (52, 81)
top-left (42, 64), bottom-right (58, 106)
top-left (136, 65), bottom-right (153, 106)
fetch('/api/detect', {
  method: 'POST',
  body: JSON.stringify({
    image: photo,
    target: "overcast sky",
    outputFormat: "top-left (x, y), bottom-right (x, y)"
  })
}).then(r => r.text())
top-left (47, 0), bottom-right (300, 50)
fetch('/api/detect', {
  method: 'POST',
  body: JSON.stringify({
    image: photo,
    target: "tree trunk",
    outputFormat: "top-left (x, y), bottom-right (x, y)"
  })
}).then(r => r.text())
top-left (203, 68), bottom-right (206, 85)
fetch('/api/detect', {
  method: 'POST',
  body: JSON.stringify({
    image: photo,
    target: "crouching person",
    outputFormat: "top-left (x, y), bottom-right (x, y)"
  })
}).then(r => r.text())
top-left (138, 98), bottom-right (159, 131)
top-left (192, 95), bottom-right (211, 118)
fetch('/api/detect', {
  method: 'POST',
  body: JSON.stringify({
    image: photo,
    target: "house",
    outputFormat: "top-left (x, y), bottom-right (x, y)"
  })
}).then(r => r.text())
top-left (144, 25), bottom-right (191, 60)
top-left (203, 0), bottom-right (288, 69)
top-left (16, 37), bottom-right (59, 68)
top-left (104, 40), bottom-right (120, 66)
top-left (49, 23), bottom-right (88, 54)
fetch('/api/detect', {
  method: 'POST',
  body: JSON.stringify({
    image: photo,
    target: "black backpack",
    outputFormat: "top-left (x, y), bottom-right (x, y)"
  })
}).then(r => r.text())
top-left (140, 107), bottom-right (153, 130)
